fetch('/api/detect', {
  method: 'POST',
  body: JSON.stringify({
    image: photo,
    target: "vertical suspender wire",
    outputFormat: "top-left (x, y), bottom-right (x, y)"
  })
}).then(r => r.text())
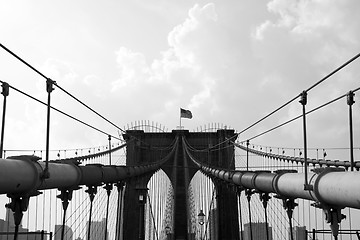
top-left (59, 190), bottom-right (71, 240)
top-left (115, 182), bottom-right (124, 240)
top-left (0, 82), bottom-right (9, 158)
top-left (86, 186), bottom-right (96, 240)
top-left (156, 173), bottom-right (161, 237)
top-left (104, 184), bottom-right (113, 240)
top-left (35, 195), bottom-right (39, 234)
top-left (260, 193), bottom-right (270, 240)
top-left (108, 135), bottom-right (112, 165)
top-left (6, 198), bottom-right (10, 240)
top-left (349, 208), bottom-right (353, 240)
top-left (246, 140), bottom-right (249, 171)
top-left (43, 191), bottom-right (46, 231)
top-left (347, 91), bottom-right (355, 171)
top-left (300, 91), bottom-right (311, 190)
top-left (154, 176), bottom-right (157, 240)
top-left (43, 79), bottom-right (54, 179)
top-left (49, 189), bottom-right (52, 235)
top-left (246, 189), bottom-right (253, 240)
top-left (27, 199), bottom-right (30, 240)
top-left (237, 189), bottom-right (243, 240)
top-left (158, 174), bottom-right (162, 239)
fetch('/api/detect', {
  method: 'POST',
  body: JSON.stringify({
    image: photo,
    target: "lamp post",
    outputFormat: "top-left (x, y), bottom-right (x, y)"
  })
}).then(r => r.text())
top-left (198, 210), bottom-right (205, 240)
top-left (136, 187), bottom-right (148, 240)
top-left (165, 225), bottom-right (171, 240)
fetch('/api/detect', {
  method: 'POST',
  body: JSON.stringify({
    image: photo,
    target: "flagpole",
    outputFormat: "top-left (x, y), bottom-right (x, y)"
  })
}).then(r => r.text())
top-left (179, 109), bottom-right (182, 129)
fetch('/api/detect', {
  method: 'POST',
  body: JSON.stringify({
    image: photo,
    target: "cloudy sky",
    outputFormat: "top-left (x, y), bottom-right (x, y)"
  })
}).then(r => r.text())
top-left (0, 0), bottom-right (359, 158)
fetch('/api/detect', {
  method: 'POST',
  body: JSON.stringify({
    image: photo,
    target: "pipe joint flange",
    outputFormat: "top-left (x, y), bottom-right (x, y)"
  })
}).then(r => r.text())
top-left (312, 167), bottom-right (345, 204)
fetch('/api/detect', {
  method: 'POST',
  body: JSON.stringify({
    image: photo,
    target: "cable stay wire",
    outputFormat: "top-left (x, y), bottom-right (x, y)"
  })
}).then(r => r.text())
top-left (237, 52), bottom-right (360, 137)
top-left (0, 43), bottom-right (175, 151)
top-left (233, 140), bottom-right (359, 169)
top-left (0, 80), bottom-right (122, 141)
top-left (147, 194), bottom-right (160, 240)
top-left (183, 133), bottom-right (238, 153)
top-left (240, 85), bottom-right (360, 142)
top-left (54, 82), bottom-right (126, 134)
top-left (0, 42), bottom-right (126, 133)
top-left (51, 142), bottom-right (128, 164)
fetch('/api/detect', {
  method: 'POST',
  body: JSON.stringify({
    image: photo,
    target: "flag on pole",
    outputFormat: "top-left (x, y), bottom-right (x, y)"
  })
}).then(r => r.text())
top-left (180, 108), bottom-right (192, 119)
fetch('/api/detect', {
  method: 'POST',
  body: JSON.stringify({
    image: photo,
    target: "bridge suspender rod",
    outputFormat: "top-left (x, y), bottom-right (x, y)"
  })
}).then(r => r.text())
top-left (0, 82), bottom-right (9, 158)
top-left (245, 189), bottom-right (254, 240)
top-left (108, 135), bottom-right (112, 165)
top-left (43, 78), bottom-right (55, 179)
top-left (299, 91), bottom-right (312, 190)
top-left (246, 140), bottom-right (249, 171)
top-left (260, 192), bottom-right (271, 240)
top-left (237, 189), bottom-right (244, 240)
top-left (86, 186), bottom-right (97, 240)
top-left (104, 183), bottom-right (113, 240)
top-left (347, 91), bottom-right (355, 171)
top-left (57, 190), bottom-right (73, 240)
top-left (115, 182), bottom-right (124, 240)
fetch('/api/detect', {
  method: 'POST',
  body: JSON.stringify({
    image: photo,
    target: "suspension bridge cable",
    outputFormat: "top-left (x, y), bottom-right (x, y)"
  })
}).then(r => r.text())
top-left (0, 80), bottom-right (121, 140)
top-left (0, 42), bottom-right (174, 150)
top-left (0, 43), bottom-right (127, 133)
top-left (237, 52), bottom-right (360, 137)
top-left (245, 86), bottom-right (360, 141)
top-left (306, 53), bottom-right (360, 93)
top-left (147, 194), bottom-right (159, 240)
top-left (54, 83), bottom-right (126, 134)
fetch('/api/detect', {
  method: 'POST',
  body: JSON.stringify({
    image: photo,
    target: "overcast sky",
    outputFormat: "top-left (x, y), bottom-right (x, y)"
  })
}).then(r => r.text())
top-left (0, 0), bottom-right (359, 159)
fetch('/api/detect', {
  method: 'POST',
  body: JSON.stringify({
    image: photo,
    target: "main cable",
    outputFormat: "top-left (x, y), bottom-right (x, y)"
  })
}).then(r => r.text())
top-left (245, 86), bottom-right (360, 141)
top-left (0, 43), bottom-right (174, 150)
top-left (238, 52), bottom-right (360, 136)
top-left (0, 42), bottom-right (125, 134)
top-left (0, 80), bottom-right (121, 140)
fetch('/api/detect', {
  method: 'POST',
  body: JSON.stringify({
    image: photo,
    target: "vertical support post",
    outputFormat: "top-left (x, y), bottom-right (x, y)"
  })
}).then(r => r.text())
top-left (282, 198), bottom-right (298, 240)
top-left (299, 91), bottom-right (312, 190)
top-left (312, 229), bottom-right (316, 240)
top-left (115, 182), bottom-right (125, 240)
top-left (136, 187), bottom-right (148, 240)
top-left (259, 192), bottom-right (271, 240)
top-left (237, 188), bottom-right (243, 240)
top-left (322, 206), bottom-right (346, 240)
top-left (86, 186), bottom-right (97, 240)
top-left (108, 135), bottom-right (112, 165)
top-left (44, 78), bottom-right (55, 179)
top-left (104, 183), bottom-right (113, 240)
top-left (245, 189), bottom-right (254, 240)
top-left (57, 190), bottom-right (73, 240)
top-left (246, 140), bottom-right (249, 171)
top-left (0, 82), bottom-right (9, 159)
top-left (347, 91), bottom-right (355, 171)
top-left (5, 195), bottom-right (30, 240)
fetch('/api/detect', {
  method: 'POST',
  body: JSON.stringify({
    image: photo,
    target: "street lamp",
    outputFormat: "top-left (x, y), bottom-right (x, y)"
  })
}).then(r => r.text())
top-left (136, 187), bottom-right (148, 240)
top-left (198, 210), bottom-right (205, 225)
top-left (165, 225), bottom-right (171, 240)
top-left (198, 210), bottom-right (205, 240)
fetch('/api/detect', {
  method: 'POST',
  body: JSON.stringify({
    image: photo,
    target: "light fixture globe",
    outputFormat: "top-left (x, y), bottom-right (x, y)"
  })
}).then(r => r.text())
top-left (198, 209), bottom-right (205, 225)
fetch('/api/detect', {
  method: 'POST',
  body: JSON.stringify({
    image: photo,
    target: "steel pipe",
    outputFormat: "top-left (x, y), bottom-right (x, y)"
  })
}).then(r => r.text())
top-left (0, 156), bottom-right (165, 195)
top-left (188, 152), bottom-right (360, 209)
top-left (0, 158), bottom-right (40, 194)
